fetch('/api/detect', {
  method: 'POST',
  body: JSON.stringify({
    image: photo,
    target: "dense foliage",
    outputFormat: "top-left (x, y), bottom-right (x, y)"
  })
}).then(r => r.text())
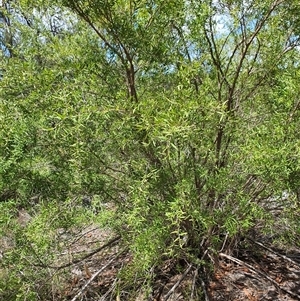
top-left (0, 0), bottom-right (300, 299)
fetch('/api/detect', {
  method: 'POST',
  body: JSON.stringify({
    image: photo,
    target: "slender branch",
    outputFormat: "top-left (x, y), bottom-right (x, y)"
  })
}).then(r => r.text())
top-left (218, 134), bottom-right (232, 168)
top-left (240, 10), bottom-right (247, 47)
top-left (171, 22), bottom-right (200, 93)
top-left (223, 37), bottom-right (245, 80)
top-left (69, 2), bottom-right (125, 65)
top-left (163, 264), bottom-right (192, 301)
top-left (208, 15), bottom-right (228, 90)
top-left (102, 7), bottom-right (138, 102)
top-left (247, 37), bottom-right (261, 76)
top-left (203, 16), bottom-right (229, 91)
top-left (215, 125), bottom-right (224, 169)
top-left (70, 248), bottom-right (126, 301)
top-left (219, 27), bottom-right (235, 57)
top-left (33, 235), bottom-right (121, 270)
top-left (227, 0), bottom-right (283, 111)
top-left (57, 235), bottom-right (121, 270)
top-left (288, 99), bottom-right (300, 123)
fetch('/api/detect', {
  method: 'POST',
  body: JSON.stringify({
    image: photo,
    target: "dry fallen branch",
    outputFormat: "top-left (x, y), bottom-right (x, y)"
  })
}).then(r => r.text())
top-left (219, 252), bottom-right (300, 300)
top-left (33, 235), bottom-right (121, 270)
top-left (189, 267), bottom-right (198, 301)
top-left (68, 225), bottom-right (101, 246)
top-left (199, 276), bottom-right (210, 301)
top-left (57, 235), bottom-right (121, 270)
top-left (163, 264), bottom-right (192, 301)
top-left (70, 248), bottom-right (127, 301)
top-left (99, 277), bottom-right (118, 301)
top-left (246, 237), bottom-right (300, 268)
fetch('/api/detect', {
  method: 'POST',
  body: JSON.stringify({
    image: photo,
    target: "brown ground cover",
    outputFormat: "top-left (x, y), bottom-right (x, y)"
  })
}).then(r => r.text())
top-left (54, 226), bottom-right (300, 301)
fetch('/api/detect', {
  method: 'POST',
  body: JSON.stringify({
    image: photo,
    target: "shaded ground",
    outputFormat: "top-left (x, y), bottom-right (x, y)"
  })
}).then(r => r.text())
top-left (51, 226), bottom-right (300, 301)
top-left (2, 213), bottom-right (300, 300)
top-left (209, 244), bottom-right (300, 301)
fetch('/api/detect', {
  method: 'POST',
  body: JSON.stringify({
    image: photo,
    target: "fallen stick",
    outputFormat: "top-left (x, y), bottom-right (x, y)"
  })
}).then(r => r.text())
top-left (246, 237), bottom-right (300, 268)
top-left (189, 267), bottom-right (198, 301)
top-left (199, 276), bottom-right (211, 301)
top-left (70, 248), bottom-right (126, 301)
top-left (163, 264), bottom-right (192, 301)
top-left (32, 235), bottom-right (121, 270)
top-left (58, 235), bottom-right (121, 270)
top-left (219, 252), bottom-right (300, 300)
top-left (99, 277), bottom-right (118, 301)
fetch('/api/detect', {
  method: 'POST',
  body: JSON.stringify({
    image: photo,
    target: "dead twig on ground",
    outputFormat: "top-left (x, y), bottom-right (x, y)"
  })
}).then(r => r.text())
top-left (246, 237), bottom-right (300, 268)
top-left (219, 252), bottom-right (300, 300)
top-left (68, 225), bottom-right (100, 246)
top-left (199, 276), bottom-right (210, 301)
top-left (57, 235), bottom-right (121, 270)
top-left (70, 248), bottom-right (127, 301)
top-left (189, 267), bottom-right (198, 301)
top-left (163, 264), bottom-right (192, 301)
top-left (32, 235), bottom-right (121, 269)
top-left (99, 277), bottom-right (118, 301)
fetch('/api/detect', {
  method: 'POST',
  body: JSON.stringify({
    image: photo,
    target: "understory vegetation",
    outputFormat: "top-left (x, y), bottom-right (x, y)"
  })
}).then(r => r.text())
top-left (0, 0), bottom-right (300, 300)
